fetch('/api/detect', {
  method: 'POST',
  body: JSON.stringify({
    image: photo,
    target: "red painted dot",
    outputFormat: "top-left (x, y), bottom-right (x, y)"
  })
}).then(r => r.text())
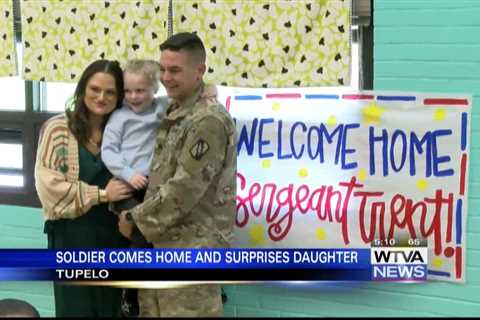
top-left (444, 247), bottom-right (455, 257)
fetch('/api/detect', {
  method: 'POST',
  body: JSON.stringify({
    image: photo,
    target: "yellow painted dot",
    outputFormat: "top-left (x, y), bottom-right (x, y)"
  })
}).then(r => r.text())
top-left (432, 257), bottom-right (443, 268)
top-left (326, 115), bottom-right (337, 126)
top-left (358, 168), bottom-right (368, 181)
top-left (316, 228), bottom-right (327, 240)
top-left (362, 102), bottom-right (385, 125)
top-left (262, 159), bottom-right (271, 169)
top-left (272, 102), bottom-right (281, 112)
top-left (298, 167), bottom-right (309, 178)
top-left (434, 108), bottom-right (446, 121)
top-left (416, 179), bottom-right (428, 191)
top-left (249, 224), bottom-right (265, 246)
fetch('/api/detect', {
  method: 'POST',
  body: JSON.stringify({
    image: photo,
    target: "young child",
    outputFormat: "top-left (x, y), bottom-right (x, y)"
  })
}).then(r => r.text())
top-left (101, 59), bottom-right (168, 317)
top-left (102, 59), bottom-right (168, 221)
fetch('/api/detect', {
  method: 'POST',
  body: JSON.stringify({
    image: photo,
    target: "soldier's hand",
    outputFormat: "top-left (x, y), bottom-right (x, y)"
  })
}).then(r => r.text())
top-left (118, 211), bottom-right (133, 239)
top-left (201, 85), bottom-right (218, 98)
top-left (106, 178), bottom-right (133, 202)
top-left (130, 174), bottom-right (148, 190)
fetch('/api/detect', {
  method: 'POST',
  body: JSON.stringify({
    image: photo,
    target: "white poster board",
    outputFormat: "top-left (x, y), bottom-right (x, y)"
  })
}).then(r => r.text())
top-left (221, 87), bottom-right (471, 283)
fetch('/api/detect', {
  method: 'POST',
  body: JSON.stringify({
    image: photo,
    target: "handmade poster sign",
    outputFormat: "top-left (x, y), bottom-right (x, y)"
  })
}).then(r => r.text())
top-left (221, 87), bottom-right (471, 283)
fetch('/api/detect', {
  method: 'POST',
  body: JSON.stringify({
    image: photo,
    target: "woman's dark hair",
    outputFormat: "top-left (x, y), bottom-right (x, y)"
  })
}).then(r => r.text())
top-left (66, 60), bottom-right (124, 146)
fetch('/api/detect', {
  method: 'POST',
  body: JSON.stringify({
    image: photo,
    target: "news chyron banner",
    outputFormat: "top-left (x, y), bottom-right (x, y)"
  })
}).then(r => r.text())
top-left (0, 247), bottom-right (429, 282)
top-left (221, 87), bottom-right (471, 283)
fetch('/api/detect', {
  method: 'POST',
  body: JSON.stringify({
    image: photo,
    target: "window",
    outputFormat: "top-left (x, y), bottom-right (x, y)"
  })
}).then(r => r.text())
top-left (0, 136), bottom-right (23, 187)
top-left (0, 87), bottom-right (54, 206)
top-left (0, 0), bottom-right (373, 207)
top-left (0, 46), bottom-right (25, 111)
top-left (42, 82), bottom-right (76, 112)
top-left (0, 0), bottom-right (54, 206)
top-left (0, 44), bottom-right (25, 188)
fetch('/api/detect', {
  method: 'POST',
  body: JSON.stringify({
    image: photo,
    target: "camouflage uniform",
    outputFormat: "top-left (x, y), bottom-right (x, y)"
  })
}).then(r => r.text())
top-left (130, 83), bottom-right (237, 317)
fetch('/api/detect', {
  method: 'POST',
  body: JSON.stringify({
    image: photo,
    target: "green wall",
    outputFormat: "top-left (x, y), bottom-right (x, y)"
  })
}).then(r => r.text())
top-left (370, 0), bottom-right (480, 314)
top-left (0, 205), bottom-right (54, 317)
top-left (1, 0), bottom-right (480, 317)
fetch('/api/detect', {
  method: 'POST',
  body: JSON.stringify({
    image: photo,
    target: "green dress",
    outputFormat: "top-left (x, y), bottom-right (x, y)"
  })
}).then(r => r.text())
top-left (45, 145), bottom-right (129, 317)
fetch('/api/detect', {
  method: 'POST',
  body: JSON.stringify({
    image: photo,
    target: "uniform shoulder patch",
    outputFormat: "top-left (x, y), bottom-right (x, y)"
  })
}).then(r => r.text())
top-left (190, 138), bottom-right (210, 160)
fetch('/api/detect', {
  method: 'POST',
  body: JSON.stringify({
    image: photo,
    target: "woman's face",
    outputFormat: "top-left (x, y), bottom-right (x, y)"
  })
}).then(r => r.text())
top-left (84, 72), bottom-right (118, 117)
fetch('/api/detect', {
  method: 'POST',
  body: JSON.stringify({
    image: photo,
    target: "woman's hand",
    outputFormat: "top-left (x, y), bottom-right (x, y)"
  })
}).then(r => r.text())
top-left (105, 178), bottom-right (133, 201)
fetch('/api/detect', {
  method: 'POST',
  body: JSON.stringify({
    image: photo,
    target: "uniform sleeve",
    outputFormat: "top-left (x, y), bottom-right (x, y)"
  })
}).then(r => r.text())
top-left (101, 112), bottom-right (135, 183)
top-left (132, 116), bottom-right (227, 242)
top-left (34, 121), bottom-right (101, 220)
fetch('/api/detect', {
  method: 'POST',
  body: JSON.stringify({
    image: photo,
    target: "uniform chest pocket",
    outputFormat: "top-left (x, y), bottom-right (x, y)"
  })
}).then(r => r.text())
top-left (158, 125), bottom-right (186, 169)
top-left (166, 124), bottom-right (187, 151)
top-left (150, 125), bottom-right (182, 173)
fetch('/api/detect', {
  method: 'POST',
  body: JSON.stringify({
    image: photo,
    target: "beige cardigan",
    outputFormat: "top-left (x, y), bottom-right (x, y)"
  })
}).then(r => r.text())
top-left (35, 114), bottom-right (106, 220)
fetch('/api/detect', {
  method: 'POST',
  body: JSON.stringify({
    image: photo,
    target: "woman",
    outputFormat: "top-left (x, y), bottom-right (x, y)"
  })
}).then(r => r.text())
top-left (35, 60), bottom-right (133, 317)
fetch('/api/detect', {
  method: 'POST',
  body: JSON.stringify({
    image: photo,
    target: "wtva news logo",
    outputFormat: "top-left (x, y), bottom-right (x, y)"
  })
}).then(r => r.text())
top-left (371, 246), bottom-right (428, 281)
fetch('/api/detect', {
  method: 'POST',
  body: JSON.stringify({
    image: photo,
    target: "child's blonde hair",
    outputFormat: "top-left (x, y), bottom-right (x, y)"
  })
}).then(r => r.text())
top-left (124, 59), bottom-right (161, 93)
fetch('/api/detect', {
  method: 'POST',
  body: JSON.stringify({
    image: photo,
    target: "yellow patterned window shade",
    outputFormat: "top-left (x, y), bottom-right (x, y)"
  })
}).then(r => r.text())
top-left (174, 0), bottom-right (351, 88)
top-left (21, 0), bottom-right (168, 82)
top-left (0, 0), bottom-right (17, 77)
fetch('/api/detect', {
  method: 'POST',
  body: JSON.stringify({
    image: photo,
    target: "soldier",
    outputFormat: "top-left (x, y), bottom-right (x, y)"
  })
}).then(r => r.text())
top-left (118, 32), bottom-right (237, 317)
